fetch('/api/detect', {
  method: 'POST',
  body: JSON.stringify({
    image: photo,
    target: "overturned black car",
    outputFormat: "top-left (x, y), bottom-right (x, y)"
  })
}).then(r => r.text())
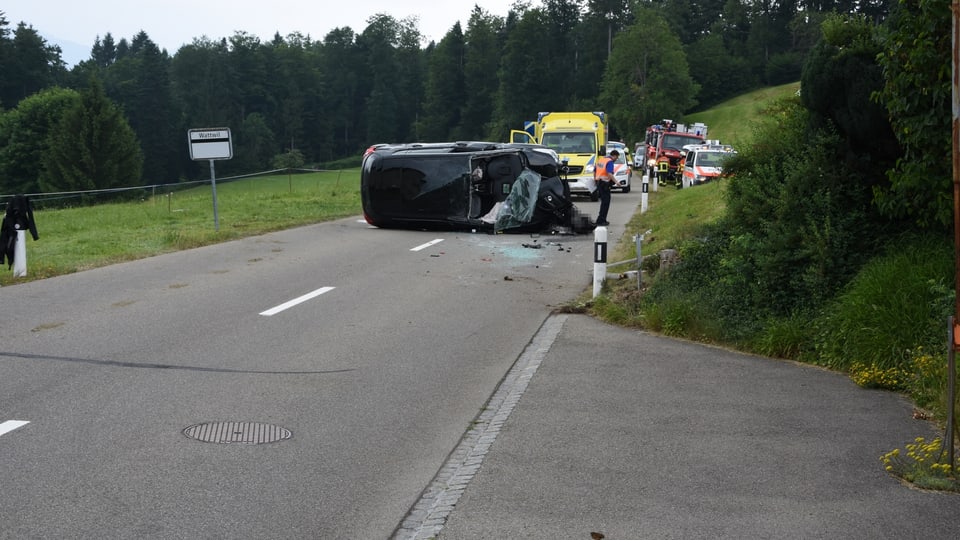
top-left (361, 141), bottom-right (593, 234)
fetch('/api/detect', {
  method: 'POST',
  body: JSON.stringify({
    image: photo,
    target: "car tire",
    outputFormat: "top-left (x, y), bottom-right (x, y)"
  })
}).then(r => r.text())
top-left (590, 190), bottom-right (600, 202)
top-left (620, 184), bottom-right (631, 193)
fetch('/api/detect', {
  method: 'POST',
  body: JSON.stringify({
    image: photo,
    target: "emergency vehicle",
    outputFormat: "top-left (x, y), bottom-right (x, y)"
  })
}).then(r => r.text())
top-left (680, 142), bottom-right (736, 187)
top-left (642, 119), bottom-right (707, 186)
top-left (511, 112), bottom-right (607, 200)
top-left (605, 141), bottom-right (632, 192)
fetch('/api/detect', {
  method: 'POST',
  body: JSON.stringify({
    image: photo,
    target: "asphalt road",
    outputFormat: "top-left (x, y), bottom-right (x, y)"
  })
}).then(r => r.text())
top-left (437, 315), bottom-right (960, 539)
top-left (0, 193), bottom-right (632, 538)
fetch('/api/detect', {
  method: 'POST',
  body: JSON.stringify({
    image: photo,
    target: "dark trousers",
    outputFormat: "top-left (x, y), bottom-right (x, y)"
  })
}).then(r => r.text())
top-left (596, 181), bottom-right (611, 222)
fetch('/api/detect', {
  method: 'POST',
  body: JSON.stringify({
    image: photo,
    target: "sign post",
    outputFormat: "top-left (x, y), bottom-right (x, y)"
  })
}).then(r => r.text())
top-left (188, 128), bottom-right (233, 231)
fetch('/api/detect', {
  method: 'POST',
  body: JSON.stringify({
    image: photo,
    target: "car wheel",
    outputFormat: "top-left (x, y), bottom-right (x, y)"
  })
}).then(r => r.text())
top-left (590, 190), bottom-right (600, 202)
top-left (621, 184), bottom-right (631, 193)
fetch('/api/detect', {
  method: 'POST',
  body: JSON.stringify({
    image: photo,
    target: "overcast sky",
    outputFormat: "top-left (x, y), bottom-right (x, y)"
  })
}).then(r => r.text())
top-left (3, 0), bottom-right (520, 66)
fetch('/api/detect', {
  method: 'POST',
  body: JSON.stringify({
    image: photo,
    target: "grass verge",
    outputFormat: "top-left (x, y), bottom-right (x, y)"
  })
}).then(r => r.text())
top-left (1, 170), bottom-right (361, 286)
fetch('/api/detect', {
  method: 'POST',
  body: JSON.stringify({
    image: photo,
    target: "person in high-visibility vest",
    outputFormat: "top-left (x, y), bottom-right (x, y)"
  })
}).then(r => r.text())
top-left (593, 149), bottom-right (618, 226)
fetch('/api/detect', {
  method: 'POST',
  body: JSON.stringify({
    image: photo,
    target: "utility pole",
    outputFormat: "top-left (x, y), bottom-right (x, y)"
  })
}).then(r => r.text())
top-left (949, 0), bottom-right (959, 469)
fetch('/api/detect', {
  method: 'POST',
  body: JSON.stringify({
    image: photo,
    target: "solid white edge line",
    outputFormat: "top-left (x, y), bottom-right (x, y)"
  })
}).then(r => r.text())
top-left (392, 314), bottom-right (568, 540)
top-left (0, 420), bottom-right (29, 437)
top-left (410, 239), bottom-right (443, 252)
top-left (260, 286), bottom-right (335, 316)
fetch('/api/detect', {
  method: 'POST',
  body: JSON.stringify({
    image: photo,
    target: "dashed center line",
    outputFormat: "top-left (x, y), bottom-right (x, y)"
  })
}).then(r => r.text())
top-left (0, 420), bottom-right (29, 437)
top-left (410, 239), bottom-right (443, 252)
top-left (260, 287), bottom-right (335, 316)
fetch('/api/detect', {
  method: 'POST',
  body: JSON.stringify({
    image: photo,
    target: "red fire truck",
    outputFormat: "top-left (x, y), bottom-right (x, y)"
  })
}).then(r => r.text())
top-left (642, 119), bottom-right (708, 186)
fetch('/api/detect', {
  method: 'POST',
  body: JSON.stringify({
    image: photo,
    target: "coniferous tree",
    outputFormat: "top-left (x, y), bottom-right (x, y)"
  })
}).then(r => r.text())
top-left (684, 34), bottom-right (755, 109)
top-left (490, 7), bottom-right (555, 138)
top-left (320, 27), bottom-right (362, 158)
top-left (460, 7), bottom-right (503, 140)
top-left (358, 14), bottom-right (405, 144)
top-left (419, 23), bottom-right (465, 141)
top-left (233, 112), bottom-right (275, 172)
top-left (267, 33), bottom-right (310, 161)
top-left (570, 5), bottom-right (613, 108)
top-left (543, 0), bottom-right (584, 108)
top-left (0, 12), bottom-right (12, 109)
top-left (171, 38), bottom-right (233, 126)
top-left (117, 32), bottom-right (179, 183)
top-left (226, 31), bottom-right (270, 125)
top-left (0, 22), bottom-right (64, 108)
top-left (40, 77), bottom-right (142, 192)
top-left (90, 33), bottom-right (117, 68)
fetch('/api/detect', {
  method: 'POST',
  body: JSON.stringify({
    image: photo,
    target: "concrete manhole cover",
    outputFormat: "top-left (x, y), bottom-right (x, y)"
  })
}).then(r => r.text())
top-left (183, 422), bottom-right (292, 444)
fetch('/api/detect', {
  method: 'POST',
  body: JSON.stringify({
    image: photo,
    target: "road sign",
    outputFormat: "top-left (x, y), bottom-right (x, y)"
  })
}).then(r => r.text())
top-left (188, 128), bottom-right (233, 160)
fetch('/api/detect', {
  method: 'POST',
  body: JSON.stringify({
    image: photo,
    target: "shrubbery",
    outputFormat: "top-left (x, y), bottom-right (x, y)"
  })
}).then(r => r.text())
top-left (639, 94), bottom-right (888, 348)
top-left (813, 234), bottom-right (954, 372)
top-left (591, 8), bottom-right (959, 492)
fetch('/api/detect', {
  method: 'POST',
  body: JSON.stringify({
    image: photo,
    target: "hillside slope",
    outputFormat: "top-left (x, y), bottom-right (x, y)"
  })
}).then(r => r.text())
top-left (686, 82), bottom-right (801, 146)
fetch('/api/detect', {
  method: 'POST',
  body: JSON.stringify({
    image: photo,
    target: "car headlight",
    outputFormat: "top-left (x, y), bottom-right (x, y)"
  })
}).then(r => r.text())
top-left (647, 158), bottom-right (656, 168)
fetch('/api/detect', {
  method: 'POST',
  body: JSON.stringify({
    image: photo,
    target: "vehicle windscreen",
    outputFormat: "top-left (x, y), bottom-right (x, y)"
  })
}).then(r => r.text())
top-left (542, 133), bottom-right (596, 154)
top-left (696, 152), bottom-right (729, 167)
top-left (662, 134), bottom-right (703, 150)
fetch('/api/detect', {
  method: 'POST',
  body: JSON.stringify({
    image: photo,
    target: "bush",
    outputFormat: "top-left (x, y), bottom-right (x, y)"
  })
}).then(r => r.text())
top-left (749, 312), bottom-right (817, 360)
top-left (813, 234), bottom-right (954, 371)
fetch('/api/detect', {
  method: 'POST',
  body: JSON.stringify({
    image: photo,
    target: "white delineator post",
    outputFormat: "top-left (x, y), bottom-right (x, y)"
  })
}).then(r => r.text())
top-left (641, 174), bottom-right (650, 213)
top-left (593, 225), bottom-right (607, 298)
top-left (13, 229), bottom-right (26, 277)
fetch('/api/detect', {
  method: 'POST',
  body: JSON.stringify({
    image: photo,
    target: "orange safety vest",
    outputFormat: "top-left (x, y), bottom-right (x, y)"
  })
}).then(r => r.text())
top-left (594, 156), bottom-right (613, 182)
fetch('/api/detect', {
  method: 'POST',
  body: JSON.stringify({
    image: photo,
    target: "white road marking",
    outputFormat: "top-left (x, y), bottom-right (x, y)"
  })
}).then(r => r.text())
top-left (0, 420), bottom-right (29, 437)
top-left (393, 315), bottom-right (568, 539)
top-left (260, 287), bottom-right (335, 316)
top-left (411, 239), bottom-right (444, 252)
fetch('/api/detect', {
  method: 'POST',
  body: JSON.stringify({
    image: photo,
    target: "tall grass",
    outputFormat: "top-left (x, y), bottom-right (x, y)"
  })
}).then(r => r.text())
top-left (611, 178), bottom-right (727, 264)
top-left (1, 170), bottom-right (361, 285)
top-left (686, 82), bottom-right (801, 146)
top-left (812, 234), bottom-right (955, 372)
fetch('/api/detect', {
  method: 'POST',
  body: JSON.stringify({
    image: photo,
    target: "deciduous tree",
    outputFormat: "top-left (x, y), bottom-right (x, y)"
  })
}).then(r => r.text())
top-left (599, 9), bottom-right (698, 144)
top-left (873, 0), bottom-right (951, 228)
top-left (0, 87), bottom-right (80, 194)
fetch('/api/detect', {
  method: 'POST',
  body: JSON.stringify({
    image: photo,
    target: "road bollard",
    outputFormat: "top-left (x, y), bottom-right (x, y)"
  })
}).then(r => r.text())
top-left (641, 175), bottom-right (649, 213)
top-left (593, 225), bottom-right (607, 298)
top-left (13, 230), bottom-right (26, 277)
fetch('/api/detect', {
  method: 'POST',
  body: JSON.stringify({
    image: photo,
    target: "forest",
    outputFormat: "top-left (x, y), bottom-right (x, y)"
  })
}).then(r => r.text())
top-left (0, 0), bottom-right (893, 195)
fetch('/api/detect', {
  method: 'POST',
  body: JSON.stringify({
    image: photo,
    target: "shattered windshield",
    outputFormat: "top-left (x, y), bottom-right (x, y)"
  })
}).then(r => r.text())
top-left (495, 169), bottom-right (542, 232)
